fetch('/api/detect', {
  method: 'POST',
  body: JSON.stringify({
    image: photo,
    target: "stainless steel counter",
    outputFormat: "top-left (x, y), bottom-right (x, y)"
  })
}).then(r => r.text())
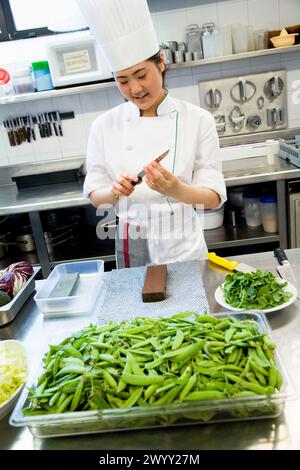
top-left (0, 181), bottom-right (89, 216)
top-left (0, 156), bottom-right (300, 216)
top-left (0, 249), bottom-right (300, 450)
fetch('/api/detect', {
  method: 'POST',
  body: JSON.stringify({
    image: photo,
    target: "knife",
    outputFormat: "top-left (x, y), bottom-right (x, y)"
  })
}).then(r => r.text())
top-left (207, 252), bottom-right (257, 274)
top-left (132, 149), bottom-right (169, 186)
top-left (274, 248), bottom-right (299, 295)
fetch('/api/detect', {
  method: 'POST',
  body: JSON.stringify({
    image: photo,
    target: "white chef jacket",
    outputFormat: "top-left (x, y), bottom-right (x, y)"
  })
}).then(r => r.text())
top-left (83, 94), bottom-right (227, 264)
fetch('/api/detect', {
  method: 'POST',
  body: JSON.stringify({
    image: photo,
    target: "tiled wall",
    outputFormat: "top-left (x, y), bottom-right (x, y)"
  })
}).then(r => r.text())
top-left (0, 0), bottom-right (299, 167)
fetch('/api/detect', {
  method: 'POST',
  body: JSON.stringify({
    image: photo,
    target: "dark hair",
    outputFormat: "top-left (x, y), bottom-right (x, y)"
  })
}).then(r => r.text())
top-left (147, 51), bottom-right (166, 88)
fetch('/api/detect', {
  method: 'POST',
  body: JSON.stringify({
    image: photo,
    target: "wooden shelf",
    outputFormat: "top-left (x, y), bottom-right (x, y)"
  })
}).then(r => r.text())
top-left (1, 44), bottom-right (299, 105)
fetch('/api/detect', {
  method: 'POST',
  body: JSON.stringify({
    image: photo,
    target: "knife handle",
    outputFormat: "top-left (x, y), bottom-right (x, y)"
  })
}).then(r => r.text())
top-left (274, 248), bottom-right (288, 265)
top-left (207, 252), bottom-right (238, 271)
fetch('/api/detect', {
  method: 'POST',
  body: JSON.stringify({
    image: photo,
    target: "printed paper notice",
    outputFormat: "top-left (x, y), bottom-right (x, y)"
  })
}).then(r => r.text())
top-left (63, 50), bottom-right (91, 74)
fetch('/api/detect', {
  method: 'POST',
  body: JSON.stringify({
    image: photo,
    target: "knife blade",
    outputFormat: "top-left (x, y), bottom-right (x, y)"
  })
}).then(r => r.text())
top-left (207, 252), bottom-right (257, 274)
top-left (132, 149), bottom-right (169, 186)
top-left (274, 248), bottom-right (299, 296)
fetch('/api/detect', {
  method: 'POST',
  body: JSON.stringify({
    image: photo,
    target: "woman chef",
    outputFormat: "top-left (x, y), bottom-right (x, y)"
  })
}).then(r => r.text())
top-left (77, 0), bottom-right (226, 268)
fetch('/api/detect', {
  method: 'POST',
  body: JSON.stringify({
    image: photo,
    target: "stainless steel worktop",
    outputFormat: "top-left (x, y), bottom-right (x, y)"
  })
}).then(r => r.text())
top-left (0, 181), bottom-right (89, 216)
top-left (0, 155), bottom-right (300, 216)
top-left (0, 249), bottom-right (300, 450)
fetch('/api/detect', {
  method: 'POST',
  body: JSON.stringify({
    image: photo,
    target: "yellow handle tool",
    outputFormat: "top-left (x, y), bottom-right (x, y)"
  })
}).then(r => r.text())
top-left (207, 252), bottom-right (238, 271)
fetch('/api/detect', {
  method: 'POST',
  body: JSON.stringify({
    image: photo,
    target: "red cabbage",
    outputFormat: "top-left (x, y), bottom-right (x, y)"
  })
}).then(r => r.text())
top-left (0, 272), bottom-right (15, 298)
top-left (5, 262), bottom-right (33, 280)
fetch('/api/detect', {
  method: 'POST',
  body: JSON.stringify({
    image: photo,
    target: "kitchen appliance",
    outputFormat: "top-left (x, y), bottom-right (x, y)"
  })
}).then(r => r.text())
top-left (288, 180), bottom-right (300, 248)
top-left (46, 36), bottom-right (112, 88)
top-left (199, 70), bottom-right (287, 137)
top-left (274, 248), bottom-right (299, 297)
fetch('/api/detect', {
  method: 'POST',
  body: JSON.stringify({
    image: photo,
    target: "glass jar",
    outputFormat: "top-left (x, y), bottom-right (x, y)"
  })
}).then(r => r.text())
top-left (243, 192), bottom-right (262, 227)
top-left (31, 61), bottom-right (53, 92)
top-left (12, 67), bottom-right (35, 94)
top-left (260, 195), bottom-right (278, 233)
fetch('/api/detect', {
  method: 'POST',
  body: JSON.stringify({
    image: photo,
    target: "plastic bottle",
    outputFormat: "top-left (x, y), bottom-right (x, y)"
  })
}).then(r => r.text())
top-left (243, 192), bottom-right (262, 227)
top-left (202, 27), bottom-right (214, 58)
top-left (31, 61), bottom-right (53, 92)
top-left (260, 195), bottom-right (278, 233)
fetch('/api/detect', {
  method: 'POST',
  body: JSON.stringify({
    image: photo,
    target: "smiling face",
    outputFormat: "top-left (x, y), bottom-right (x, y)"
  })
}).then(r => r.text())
top-left (114, 52), bottom-right (166, 117)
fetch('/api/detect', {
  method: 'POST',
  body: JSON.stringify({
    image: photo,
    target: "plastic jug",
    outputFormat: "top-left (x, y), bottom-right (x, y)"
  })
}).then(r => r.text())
top-left (260, 195), bottom-right (278, 233)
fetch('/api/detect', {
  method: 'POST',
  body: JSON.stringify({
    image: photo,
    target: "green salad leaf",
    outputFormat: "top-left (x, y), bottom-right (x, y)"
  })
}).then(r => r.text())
top-left (222, 270), bottom-right (293, 310)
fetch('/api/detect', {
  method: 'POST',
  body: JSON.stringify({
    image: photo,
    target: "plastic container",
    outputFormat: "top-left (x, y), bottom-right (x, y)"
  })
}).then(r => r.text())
top-left (31, 61), bottom-right (53, 92)
top-left (202, 206), bottom-right (224, 230)
top-left (260, 195), bottom-right (278, 233)
top-left (12, 67), bottom-right (35, 94)
top-left (0, 68), bottom-right (14, 97)
top-left (34, 260), bottom-right (104, 317)
top-left (9, 312), bottom-right (294, 438)
top-left (243, 192), bottom-right (262, 227)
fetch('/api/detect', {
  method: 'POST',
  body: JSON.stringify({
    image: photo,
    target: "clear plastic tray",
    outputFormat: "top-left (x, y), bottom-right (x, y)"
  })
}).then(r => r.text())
top-left (9, 312), bottom-right (294, 438)
top-left (34, 260), bottom-right (104, 317)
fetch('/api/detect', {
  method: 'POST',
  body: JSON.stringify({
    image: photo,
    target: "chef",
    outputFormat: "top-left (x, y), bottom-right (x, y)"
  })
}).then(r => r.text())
top-left (77, 0), bottom-right (227, 268)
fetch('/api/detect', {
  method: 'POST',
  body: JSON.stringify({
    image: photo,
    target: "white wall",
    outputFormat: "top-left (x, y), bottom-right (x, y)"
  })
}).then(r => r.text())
top-left (0, 0), bottom-right (299, 166)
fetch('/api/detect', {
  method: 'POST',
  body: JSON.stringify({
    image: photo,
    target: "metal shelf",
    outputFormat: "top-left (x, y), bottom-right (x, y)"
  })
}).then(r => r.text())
top-left (168, 44), bottom-right (300, 70)
top-left (1, 44), bottom-right (299, 105)
top-left (205, 224), bottom-right (279, 249)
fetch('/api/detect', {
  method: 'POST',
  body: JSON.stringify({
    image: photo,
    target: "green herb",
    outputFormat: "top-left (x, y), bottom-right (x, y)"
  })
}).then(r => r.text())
top-left (223, 270), bottom-right (292, 309)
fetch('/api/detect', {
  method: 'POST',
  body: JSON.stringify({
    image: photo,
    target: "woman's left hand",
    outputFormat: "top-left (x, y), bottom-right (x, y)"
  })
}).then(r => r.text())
top-left (144, 161), bottom-right (180, 197)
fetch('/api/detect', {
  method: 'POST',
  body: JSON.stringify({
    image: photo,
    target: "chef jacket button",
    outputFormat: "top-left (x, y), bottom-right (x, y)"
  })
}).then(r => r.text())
top-left (126, 145), bottom-right (133, 151)
top-left (169, 113), bottom-right (176, 119)
top-left (126, 116), bottom-right (131, 122)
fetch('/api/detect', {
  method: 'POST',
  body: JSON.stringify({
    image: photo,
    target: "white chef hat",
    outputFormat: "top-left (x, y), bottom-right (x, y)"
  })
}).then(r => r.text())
top-left (76, 0), bottom-right (159, 72)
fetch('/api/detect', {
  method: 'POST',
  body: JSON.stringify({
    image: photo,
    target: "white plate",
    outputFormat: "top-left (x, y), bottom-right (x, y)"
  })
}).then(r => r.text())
top-left (0, 340), bottom-right (29, 420)
top-left (215, 278), bottom-right (298, 313)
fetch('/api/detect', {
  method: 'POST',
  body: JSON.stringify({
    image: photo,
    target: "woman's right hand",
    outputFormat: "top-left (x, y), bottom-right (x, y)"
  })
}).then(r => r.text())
top-left (112, 175), bottom-right (140, 199)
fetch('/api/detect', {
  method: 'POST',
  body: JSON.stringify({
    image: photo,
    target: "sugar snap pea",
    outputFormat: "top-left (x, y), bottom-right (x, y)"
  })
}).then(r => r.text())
top-left (26, 312), bottom-right (283, 417)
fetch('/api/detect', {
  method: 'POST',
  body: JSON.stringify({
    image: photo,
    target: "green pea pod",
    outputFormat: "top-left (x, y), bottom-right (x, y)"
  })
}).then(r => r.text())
top-left (57, 394), bottom-right (73, 413)
top-left (185, 390), bottom-right (224, 400)
top-left (122, 373), bottom-right (163, 386)
top-left (48, 390), bottom-right (61, 407)
top-left (144, 384), bottom-right (160, 400)
top-left (276, 369), bottom-right (283, 390)
top-left (268, 366), bottom-right (278, 388)
top-left (196, 315), bottom-right (218, 324)
top-left (225, 327), bottom-right (235, 343)
top-left (241, 381), bottom-right (274, 395)
top-left (70, 379), bottom-right (84, 411)
top-left (62, 344), bottom-right (83, 359)
top-left (144, 357), bottom-right (164, 370)
top-left (172, 330), bottom-right (185, 351)
top-left (103, 370), bottom-right (118, 390)
top-left (57, 365), bottom-right (86, 376)
top-left (122, 387), bottom-right (143, 408)
top-left (179, 373), bottom-right (197, 401)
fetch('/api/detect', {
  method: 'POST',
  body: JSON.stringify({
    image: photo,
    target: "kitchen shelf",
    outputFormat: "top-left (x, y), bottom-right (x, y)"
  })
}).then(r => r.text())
top-left (205, 223), bottom-right (279, 249)
top-left (1, 44), bottom-right (300, 105)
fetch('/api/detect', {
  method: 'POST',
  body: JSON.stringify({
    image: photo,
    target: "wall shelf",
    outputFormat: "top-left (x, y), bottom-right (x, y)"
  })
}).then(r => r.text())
top-left (1, 44), bottom-right (299, 106)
